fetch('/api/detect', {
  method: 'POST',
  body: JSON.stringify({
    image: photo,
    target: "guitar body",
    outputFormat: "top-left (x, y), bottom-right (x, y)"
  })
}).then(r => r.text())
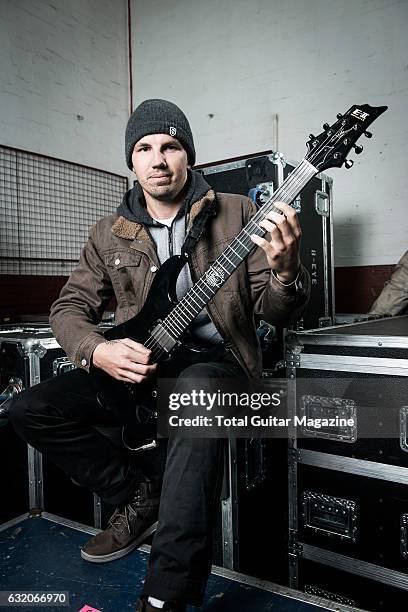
top-left (90, 254), bottom-right (221, 434)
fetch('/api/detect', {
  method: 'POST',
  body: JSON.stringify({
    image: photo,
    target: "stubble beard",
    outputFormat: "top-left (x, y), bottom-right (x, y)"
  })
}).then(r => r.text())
top-left (142, 182), bottom-right (178, 202)
top-left (139, 173), bottom-right (186, 203)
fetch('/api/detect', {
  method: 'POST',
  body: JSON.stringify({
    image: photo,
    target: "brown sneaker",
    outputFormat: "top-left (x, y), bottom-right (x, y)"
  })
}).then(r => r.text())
top-left (135, 596), bottom-right (186, 611)
top-left (81, 479), bottom-right (161, 563)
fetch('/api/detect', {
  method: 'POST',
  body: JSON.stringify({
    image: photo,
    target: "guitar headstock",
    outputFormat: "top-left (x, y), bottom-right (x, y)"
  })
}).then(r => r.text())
top-left (305, 104), bottom-right (387, 172)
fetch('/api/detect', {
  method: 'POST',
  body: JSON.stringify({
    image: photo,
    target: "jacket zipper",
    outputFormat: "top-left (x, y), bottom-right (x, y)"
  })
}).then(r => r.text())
top-left (167, 220), bottom-right (176, 257)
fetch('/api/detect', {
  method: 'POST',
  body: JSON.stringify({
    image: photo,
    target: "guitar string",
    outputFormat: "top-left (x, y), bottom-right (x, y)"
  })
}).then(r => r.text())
top-left (143, 119), bottom-right (351, 359)
top-left (160, 118), bottom-right (350, 339)
top-left (145, 159), bottom-right (315, 353)
top-left (171, 167), bottom-right (313, 329)
top-left (145, 160), bottom-right (316, 355)
top-left (159, 159), bottom-right (316, 334)
top-left (143, 158), bottom-right (316, 357)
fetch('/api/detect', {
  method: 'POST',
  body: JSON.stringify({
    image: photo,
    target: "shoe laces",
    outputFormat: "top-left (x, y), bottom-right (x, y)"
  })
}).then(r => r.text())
top-left (109, 489), bottom-right (143, 534)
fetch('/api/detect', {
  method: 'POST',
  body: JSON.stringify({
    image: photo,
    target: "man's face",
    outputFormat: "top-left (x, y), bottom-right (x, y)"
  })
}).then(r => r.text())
top-left (131, 133), bottom-right (189, 203)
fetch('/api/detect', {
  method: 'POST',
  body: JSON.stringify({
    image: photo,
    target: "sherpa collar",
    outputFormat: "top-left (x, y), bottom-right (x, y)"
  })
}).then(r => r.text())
top-left (111, 188), bottom-right (217, 242)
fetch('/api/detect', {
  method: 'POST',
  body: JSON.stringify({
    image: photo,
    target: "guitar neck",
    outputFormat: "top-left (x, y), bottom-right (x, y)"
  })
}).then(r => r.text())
top-left (147, 158), bottom-right (318, 349)
top-left (119, 104), bottom-right (388, 360)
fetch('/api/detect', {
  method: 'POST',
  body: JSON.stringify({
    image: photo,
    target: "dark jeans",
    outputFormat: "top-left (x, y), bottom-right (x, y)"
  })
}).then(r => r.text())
top-left (8, 350), bottom-right (243, 605)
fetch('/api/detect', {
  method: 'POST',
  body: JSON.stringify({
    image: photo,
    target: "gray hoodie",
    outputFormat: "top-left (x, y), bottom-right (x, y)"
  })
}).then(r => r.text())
top-left (117, 170), bottom-right (222, 344)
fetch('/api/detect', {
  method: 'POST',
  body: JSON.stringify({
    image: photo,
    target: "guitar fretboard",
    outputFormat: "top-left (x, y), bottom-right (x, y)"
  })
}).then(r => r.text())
top-left (149, 157), bottom-right (317, 356)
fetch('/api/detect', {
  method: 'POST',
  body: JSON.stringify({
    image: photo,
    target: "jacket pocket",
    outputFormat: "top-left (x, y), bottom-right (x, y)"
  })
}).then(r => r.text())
top-left (104, 251), bottom-right (143, 306)
top-left (105, 251), bottom-right (142, 268)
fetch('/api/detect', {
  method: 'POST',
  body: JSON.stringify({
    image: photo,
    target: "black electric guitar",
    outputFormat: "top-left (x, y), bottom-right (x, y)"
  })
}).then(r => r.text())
top-left (90, 104), bottom-right (387, 441)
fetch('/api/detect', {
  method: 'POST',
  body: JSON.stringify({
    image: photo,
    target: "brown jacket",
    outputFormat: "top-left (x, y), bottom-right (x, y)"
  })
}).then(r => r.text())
top-left (50, 190), bottom-right (310, 378)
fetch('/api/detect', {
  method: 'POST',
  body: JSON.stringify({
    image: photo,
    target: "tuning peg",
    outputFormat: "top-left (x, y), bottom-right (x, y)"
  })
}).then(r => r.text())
top-left (309, 134), bottom-right (315, 140)
top-left (353, 144), bottom-right (363, 154)
top-left (337, 113), bottom-right (343, 119)
top-left (323, 123), bottom-right (330, 130)
top-left (364, 130), bottom-right (372, 138)
top-left (344, 159), bottom-right (354, 169)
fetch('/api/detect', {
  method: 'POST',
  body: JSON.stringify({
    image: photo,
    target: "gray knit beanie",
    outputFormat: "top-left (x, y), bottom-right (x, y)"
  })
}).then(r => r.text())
top-left (125, 99), bottom-right (196, 169)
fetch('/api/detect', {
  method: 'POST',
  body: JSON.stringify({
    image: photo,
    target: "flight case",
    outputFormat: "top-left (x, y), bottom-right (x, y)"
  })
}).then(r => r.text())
top-left (197, 151), bottom-right (334, 331)
top-left (1, 326), bottom-right (290, 586)
top-left (0, 325), bottom-right (108, 529)
top-left (215, 435), bottom-right (290, 585)
top-left (285, 315), bottom-right (408, 610)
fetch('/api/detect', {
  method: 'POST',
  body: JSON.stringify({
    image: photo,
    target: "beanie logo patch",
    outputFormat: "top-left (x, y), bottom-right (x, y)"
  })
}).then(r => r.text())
top-left (169, 126), bottom-right (177, 136)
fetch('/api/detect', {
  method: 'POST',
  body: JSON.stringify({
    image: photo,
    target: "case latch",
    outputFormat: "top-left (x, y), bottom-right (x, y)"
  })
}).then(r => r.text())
top-left (315, 190), bottom-right (329, 216)
top-left (400, 406), bottom-right (408, 452)
top-left (302, 491), bottom-right (358, 543)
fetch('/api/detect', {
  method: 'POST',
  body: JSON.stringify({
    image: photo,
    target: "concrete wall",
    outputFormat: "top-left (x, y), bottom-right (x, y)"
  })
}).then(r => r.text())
top-left (130, 0), bottom-right (408, 267)
top-left (0, 0), bottom-right (129, 176)
top-left (1, 0), bottom-right (406, 267)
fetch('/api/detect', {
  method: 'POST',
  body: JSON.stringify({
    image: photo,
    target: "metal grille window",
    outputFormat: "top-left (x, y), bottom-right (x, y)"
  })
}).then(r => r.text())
top-left (0, 146), bottom-right (128, 275)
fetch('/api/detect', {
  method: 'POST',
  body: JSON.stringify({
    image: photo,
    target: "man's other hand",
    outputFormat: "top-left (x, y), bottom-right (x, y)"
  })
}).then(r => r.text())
top-left (92, 338), bottom-right (157, 383)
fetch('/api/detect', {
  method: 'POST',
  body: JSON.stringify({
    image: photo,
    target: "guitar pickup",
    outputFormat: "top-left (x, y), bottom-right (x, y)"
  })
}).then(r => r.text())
top-left (150, 323), bottom-right (177, 353)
